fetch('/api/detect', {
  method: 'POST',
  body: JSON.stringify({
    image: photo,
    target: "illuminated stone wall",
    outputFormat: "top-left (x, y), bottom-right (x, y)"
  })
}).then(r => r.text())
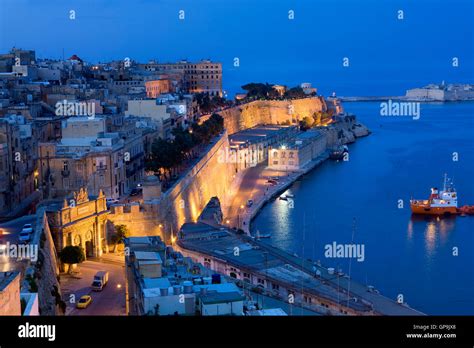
top-left (157, 131), bottom-right (236, 241)
top-left (201, 97), bottom-right (328, 135)
top-left (107, 204), bottom-right (164, 239)
top-left (108, 132), bottom-right (236, 243)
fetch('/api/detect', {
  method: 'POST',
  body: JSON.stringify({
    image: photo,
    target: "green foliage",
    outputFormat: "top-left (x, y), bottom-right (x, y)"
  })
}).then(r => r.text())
top-left (284, 86), bottom-right (306, 99)
top-left (241, 83), bottom-right (280, 99)
top-left (146, 114), bottom-right (225, 181)
top-left (300, 116), bottom-right (314, 130)
top-left (112, 224), bottom-right (129, 244)
top-left (59, 245), bottom-right (85, 265)
top-left (195, 93), bottom-right (229, 114)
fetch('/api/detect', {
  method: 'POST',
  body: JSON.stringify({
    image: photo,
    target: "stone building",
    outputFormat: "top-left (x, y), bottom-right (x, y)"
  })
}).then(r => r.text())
top-left (145, 79), bottom-right (171, 98)
top-left (46, 188), bottom-right (109, 258)
top-left (38, 116), bottom-right (151, 200)
top-left (140, 60), bottom-right (222, 97)
top-left (0, 115), bottom-right (40, 218)
top-left (268, 129), bottom-right (327, 171)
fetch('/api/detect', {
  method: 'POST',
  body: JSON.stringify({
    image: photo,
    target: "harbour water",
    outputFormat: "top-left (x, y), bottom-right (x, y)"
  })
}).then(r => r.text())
top-left (251, 101), bottom-right (474, 315)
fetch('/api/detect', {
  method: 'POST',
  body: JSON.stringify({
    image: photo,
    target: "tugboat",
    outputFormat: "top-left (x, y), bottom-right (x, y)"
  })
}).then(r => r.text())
top-left (410, 174), bottom-right (458, 216)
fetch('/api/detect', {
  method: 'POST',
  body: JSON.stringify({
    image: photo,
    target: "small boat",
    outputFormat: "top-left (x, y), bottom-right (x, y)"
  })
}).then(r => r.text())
top-left (285, 193), bottom-right (294, 198)
top-left (279, 195), bottom-right (288, 201)
top-left (329, 144), bottom-right (348, 160)
top-left (410, 174), bottom-right (458, 216)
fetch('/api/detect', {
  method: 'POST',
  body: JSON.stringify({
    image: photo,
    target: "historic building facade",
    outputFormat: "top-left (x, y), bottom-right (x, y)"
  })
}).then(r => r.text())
top-left (46, 188), bottom-right (109, 258)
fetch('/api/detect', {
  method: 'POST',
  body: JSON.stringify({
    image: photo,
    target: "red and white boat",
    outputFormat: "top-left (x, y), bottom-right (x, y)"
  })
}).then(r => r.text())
top-left (410, 174), bottom-right (458, 215)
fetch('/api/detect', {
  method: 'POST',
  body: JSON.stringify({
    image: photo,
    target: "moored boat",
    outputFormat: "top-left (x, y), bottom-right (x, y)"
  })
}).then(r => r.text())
top-left (410, 174), bottom-right (458, 216)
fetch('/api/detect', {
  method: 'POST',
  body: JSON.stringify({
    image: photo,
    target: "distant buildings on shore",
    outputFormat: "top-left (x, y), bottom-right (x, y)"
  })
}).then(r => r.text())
top-left (406, 82), bottom-right (474, 101)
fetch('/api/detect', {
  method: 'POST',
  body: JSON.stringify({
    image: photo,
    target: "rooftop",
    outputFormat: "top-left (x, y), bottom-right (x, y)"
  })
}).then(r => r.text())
top-left (229, 125), bottom-right (296, 147)
top-left (199, 291), bottom-right (245, 305)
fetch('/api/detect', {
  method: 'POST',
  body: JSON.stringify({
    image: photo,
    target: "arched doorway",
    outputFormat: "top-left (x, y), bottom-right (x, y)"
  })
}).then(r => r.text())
top-left (85, 240), bottom-right (94, 257)
top-left (85, 230), bottom-right (94, 257)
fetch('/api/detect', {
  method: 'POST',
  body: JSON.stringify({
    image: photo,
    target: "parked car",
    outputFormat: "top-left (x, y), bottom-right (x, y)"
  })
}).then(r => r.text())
top-left (76, 295), bottom-right (92, 309)
top-left (19, 230), bottom-right (31, 243)
top-left (92, 271), bottom-right (109, 291)
top-left (246, 199), bottom-right (254, 207)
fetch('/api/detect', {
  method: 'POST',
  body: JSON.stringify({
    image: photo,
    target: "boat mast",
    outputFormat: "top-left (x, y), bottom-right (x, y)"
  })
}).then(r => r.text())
top-left (443, 173), bottom-right (448, 192)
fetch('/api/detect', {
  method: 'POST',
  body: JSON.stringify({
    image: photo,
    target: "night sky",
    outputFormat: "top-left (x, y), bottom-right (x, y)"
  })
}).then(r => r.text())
top-left (1, 0), bottom-right (473, 96)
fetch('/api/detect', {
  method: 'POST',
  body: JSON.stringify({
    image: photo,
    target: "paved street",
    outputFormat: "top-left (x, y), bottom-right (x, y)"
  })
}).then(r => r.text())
top-left (225, 161), bottom-right (298, 233)
top-left (61, 259), bottom-right (126, 316)
top-left (0, 215), bottom-right (37, 272)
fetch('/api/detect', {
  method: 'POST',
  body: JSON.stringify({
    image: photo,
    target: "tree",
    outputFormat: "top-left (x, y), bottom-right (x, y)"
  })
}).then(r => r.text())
top-left (284, 86), bottom-right (306, 99)
top-left (111, 224), bottom-right (129, 252)
top-left (300, 116), bottom-right (314, 130)
top-left (145, 114), bottom-right (225, 183)
top-left (241, 83), bottom-right (278, 99)
top-left (313, 111), bottom-right (322, 125)
top-left (59, 246), bottom-right (85, 273)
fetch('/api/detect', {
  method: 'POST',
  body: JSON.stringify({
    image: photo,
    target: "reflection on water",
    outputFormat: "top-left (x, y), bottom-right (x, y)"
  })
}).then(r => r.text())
top-left (408, 215), bottom-right (456, 258)
top-left (273, 199), bottom-right (291, 239)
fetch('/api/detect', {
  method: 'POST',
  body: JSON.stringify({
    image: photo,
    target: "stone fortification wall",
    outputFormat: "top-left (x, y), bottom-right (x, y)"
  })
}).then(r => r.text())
top-left (108, 132), bottom-right (236, 243)
top-left (201, 97), bottom-right (327, 135)
top-left (22, 208), bottom-right (63, 315)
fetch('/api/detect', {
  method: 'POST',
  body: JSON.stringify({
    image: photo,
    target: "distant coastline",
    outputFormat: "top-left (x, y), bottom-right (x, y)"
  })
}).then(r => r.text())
top-left (339, 82), bottom-right (474, 102)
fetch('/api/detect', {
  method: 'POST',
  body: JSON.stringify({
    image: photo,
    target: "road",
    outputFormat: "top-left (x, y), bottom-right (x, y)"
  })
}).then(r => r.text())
top-left (0, 215), bottom-right (37, 272)
top-left (225, 162), bottom-right (296, 230)
top-left (226, 162), bottom-right (277, 228)
top-left (61, 259), bottom-right (126, 316)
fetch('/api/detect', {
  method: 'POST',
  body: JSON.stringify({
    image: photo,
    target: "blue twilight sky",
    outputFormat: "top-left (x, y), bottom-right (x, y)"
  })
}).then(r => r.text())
top-left (0, 0), bottom-right (473, 96)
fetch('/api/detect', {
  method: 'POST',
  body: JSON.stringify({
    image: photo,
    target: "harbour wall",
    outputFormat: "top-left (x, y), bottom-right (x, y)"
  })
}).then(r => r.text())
top-left (107, 101), bottom-right (368, 243)
top-left (108, 131), bottom-right (237, 242)
top-left (201, 97), bottom-right (328, 135)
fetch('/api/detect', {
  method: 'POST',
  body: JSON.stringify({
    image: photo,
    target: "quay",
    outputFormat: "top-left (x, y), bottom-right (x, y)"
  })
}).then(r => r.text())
top-left (176, 198), bottom-right (424, 316)
top-left (174, 116), bottom-right (424, 316)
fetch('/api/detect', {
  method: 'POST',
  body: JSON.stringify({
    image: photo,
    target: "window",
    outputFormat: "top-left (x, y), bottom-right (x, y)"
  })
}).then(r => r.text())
top-left (257, 278), bottom-right (265, 285)
top-left (273, 161), bottom-right (279, 165)
top-left (63, 161), bottom-right (68, 171)
top-left (272, 283), bottom-right (279, 290)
